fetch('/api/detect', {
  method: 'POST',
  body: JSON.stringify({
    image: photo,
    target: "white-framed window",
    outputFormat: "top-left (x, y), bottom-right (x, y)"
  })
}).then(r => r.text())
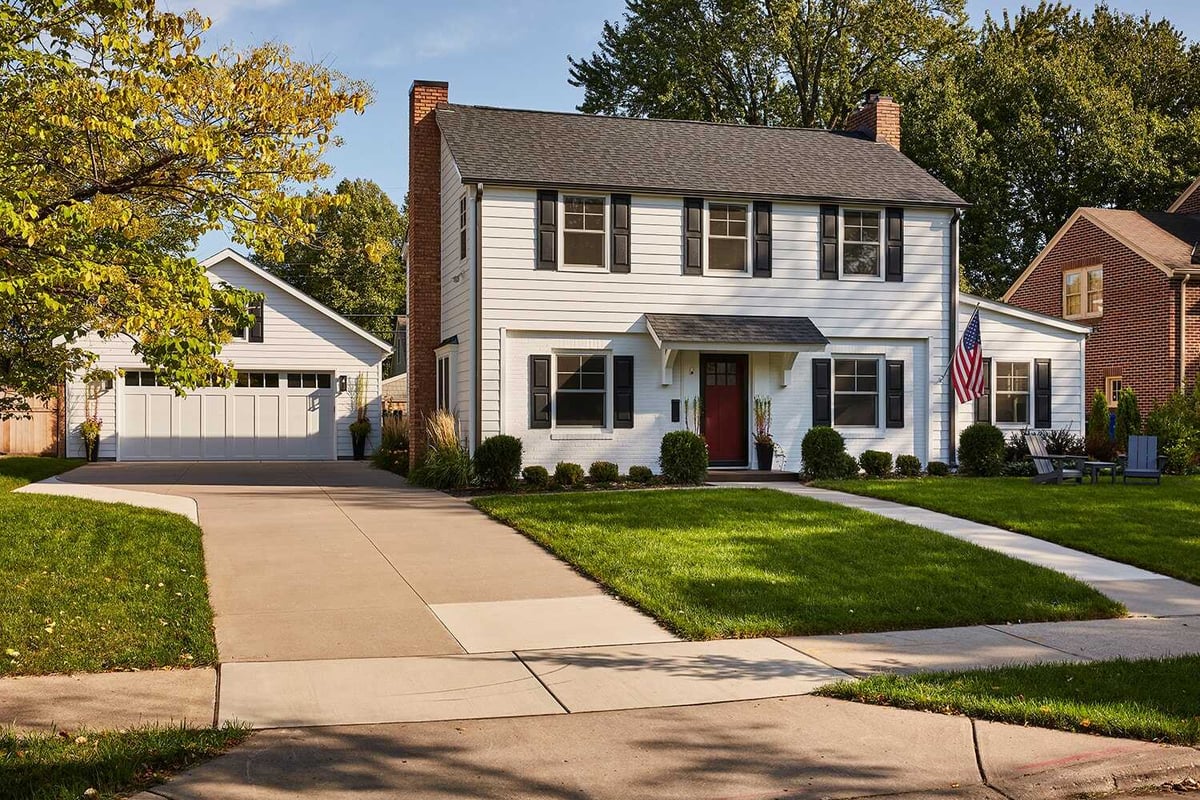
top-left (437, 356), bottom-right (452, 413)
top-left (554, 352), bottom-right (608, 427)
top-left (841, 208), bottom-right (883, 278)
top-left (833, 358), bottom-right (879, 427)
top-left (706, 201), bottom-right (750, 273)
top-left (459, 194), bottom-right (468, 259)
top-left (1063, 265), bottom-right (1102, 319)
top-left (995, 361), bottom-right (1030, 424)
top-left (1105, 375), bottom-right (1123, 408)
top-left (561, 194), bottom-right (606, 269)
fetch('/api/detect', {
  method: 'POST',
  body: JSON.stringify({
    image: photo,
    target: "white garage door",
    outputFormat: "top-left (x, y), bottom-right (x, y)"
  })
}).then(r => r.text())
top-left (120, 371), bottom-right (336, 461)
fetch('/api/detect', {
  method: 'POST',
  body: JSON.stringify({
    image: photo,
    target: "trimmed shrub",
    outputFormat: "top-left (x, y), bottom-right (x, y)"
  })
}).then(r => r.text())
top-left (895, 454), bottom-right (921, 477)
top-left (858, 450), bottom-right (893, 478)
top-left (1114, 387), bottom-right (1142, 452)
top-left (838, 452), bottom-right (861, 479)
top-left (659, 430), bottom-right (708, 484)
top-left (1145, 386), bottom-right (1200, 474)
top-left (554, 461), bottom-right (585, 487)
top-left (801, 426), bottom-right (848, 480)
top-left (1086, 390), bottom-right (1117, 461)
top-left (473, 434), bottom-right (523, 490)
top-left (958, 422), bottom-right (1006, 477)
top-left (926, 460), bottom-right (950, 477)
top-left (589, 461), bottom-right (620, 483)
top-left (627, 465), bottom-right (654, 484)
top-left (522, 465), bottom-right (550, 488)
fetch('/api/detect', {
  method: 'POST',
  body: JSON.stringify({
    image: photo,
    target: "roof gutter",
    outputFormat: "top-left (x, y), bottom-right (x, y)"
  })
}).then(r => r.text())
top-left (473, 182), bottom-right (483, 451)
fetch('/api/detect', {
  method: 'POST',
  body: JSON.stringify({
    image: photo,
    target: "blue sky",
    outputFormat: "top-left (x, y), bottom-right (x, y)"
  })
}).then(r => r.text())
top-left (178, 0), bottom-right (1200, 257)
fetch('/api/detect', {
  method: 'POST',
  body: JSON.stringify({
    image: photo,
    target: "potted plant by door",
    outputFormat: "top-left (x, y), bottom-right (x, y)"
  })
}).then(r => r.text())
top-left (80, 417), bottom-right (102, 462)
top-left (349, 372), bottom-right (371, 460)
top-left (753, 396), bottom-right (775, 471)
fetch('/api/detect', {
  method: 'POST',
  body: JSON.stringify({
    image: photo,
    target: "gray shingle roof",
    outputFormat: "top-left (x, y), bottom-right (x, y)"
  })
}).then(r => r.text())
top-left (436, 104), bottom-right (966, 207)
top-left (645, 313), bottom-right (828, 345)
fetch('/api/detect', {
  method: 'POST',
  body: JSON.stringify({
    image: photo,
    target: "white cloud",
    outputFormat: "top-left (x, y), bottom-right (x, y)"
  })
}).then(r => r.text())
top-left (159, 0), bottom-right (292, 26)
top-left (368, 6), bottom-right (525, 67)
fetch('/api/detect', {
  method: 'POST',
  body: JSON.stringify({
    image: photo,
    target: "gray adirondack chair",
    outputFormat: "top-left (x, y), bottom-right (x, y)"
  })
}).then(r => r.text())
top-left (1025, 434), bottom-right (1084, 484)
top-left (1120, 435), bottom-right (1166, 484)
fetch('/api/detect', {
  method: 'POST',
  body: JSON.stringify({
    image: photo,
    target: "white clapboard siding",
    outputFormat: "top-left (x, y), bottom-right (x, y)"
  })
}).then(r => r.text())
top-left (477, 186), bottom-right (955, 461)
top-left (440, 138), bottom-right (475, 441)
top-left (956, 301), bottom-right (1088, 436)
top-left (64, 254), bottom-right (388, 460)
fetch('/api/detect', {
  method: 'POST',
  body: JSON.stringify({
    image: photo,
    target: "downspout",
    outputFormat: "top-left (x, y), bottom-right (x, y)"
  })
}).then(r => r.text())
top-left (1181, 274), bottom-right (1191, 392)
top-left (948, 208), bottom-right (963, 467)
top-left (474, 182), bottom-right (484, 451)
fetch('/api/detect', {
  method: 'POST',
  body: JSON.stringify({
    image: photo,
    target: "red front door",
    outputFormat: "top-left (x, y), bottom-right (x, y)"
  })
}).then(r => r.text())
top-left (701, 354), bottom-right (748, 466)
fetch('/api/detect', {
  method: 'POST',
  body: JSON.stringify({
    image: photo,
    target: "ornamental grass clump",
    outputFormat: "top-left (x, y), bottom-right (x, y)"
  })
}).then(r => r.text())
top-left (410, 409), bottom-right (472, 490)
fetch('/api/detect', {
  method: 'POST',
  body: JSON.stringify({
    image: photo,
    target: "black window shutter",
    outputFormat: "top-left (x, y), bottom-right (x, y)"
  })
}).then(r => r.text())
top-left (611, 194), bottom-right (631, 273)
top-left (613, 355), bottom-right (634, 428)
top-left (974, 358), bottom-right (991, 423)
top-left (248, 298), bottom-right (264, 343)
top-left (819, 205), bottom-right (839, 280)
top-left (753, 201), bottom-right (772, 278)
top-left (885, 207), bottom-right (904, 282)
top-left (529, 355), bottom-right (551, 429)
top-left (536, 190), bottom-right (557, 270)
top-left (886, 360), bottom-right (904, 428)
top-left (1034, 359), bottom-right (1052, 429)
top-left (683, 197), bottom-right (703, 275)
top-left (812, 358), bottom-right (832, 426)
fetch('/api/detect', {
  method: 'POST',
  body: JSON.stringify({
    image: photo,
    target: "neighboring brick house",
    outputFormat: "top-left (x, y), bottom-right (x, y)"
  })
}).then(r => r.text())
top-left (1004, 181), bottom-right (1200, 413)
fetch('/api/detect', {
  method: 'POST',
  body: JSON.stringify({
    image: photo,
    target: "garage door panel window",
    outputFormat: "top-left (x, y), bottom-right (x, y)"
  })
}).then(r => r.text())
top-left (995, 361), bottom-right (1030, 424)
top-left (287, 373), bottom-right (332, 389)
top-left (235, 372), bottom-right (280, 388)
top-left (555, 354), bottom-right (606, 427)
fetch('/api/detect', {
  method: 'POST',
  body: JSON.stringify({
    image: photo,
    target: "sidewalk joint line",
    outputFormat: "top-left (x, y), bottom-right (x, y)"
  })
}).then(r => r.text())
top-left (512, 650), bottom-right (571, 715)
top-left (984, 624), bottom-right (1094, 660)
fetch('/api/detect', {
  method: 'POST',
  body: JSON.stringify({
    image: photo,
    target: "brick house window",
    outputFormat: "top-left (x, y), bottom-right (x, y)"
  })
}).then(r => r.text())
top-left (1105, 376), bottom-right (1123, 408)
top-left (995, 361), bottom-right (1030, 424)
top-left (1063, 265), bottom-right (1102, 319)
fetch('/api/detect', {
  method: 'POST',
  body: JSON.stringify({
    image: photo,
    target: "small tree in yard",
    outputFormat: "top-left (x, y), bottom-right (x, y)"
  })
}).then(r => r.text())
top-left (1114, 388), bottom-right (1142, 452)
top-left (1086, 390), bottom-right (1117, 461)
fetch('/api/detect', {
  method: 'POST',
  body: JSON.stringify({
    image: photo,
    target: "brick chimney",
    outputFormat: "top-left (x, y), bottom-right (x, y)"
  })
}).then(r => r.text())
top-left (845, 89), bottom-right (901, 150)
top-left (407, 80), bottom-right (448, 469)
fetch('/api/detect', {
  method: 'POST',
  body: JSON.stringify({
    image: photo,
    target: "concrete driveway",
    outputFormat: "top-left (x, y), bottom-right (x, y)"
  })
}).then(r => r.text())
top-left (59, 462), bottom-right (670, 663)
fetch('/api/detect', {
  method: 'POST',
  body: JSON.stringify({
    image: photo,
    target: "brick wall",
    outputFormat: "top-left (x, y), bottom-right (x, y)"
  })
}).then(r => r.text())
top-left (845, 93), bottom-right (901, 150)
top-left (1173, 184), bottom-right (1200, 215)
top-left (407, 80), bottom-right (448, 467)
top-left (1007, 217), bottom-right (1178, 411)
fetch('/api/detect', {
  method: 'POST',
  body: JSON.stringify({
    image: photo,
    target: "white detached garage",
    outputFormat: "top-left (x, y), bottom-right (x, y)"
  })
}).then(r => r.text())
top-left (65, 250), bottom-right (392, 461)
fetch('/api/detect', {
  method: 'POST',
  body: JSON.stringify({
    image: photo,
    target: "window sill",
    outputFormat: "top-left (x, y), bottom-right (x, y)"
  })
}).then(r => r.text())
top-left (560, 264), bottom-right (608, 273)
top-left (839, 272), bottom-right (884, 282)
top-left (550, 431), bottom-right (614, 441)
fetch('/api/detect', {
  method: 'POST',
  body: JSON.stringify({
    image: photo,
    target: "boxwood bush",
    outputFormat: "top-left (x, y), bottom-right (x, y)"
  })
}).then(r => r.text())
top-left (801, 426), bottom-right (848, 480)
top-left (589, 461), bottom-right (619, 483)
top-left (895, 454), bottom-right (921, 477)
top-left (473, 434), bottom-right (523, 490)
top-left (554, 461), bottom-right (585, 487)
top-left (522, 465), bottom-right (550, 488)
top-left (926, 460), bottom-right (950, 476)
top-left (627, 465), bottom-right (653, 484)
top-left (958, 422), bottom-right (1006, 477)
top-left (858, 450), bottom-right (893, 478)
top-left (659, 430), bottom-right (708, 484)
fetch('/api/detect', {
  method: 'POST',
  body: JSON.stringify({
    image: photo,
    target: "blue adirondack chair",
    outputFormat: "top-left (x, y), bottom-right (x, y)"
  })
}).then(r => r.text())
top-left (1120, 435), bottom-right (1166, 484)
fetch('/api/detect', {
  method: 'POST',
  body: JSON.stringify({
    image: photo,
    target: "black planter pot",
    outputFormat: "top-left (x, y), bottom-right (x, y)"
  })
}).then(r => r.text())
top-left (85, 439), bottom-right (99, 462)
top-left (351, 433), bottom-right (368, 461)
top-left (755, 442), bottom-right (774, 471)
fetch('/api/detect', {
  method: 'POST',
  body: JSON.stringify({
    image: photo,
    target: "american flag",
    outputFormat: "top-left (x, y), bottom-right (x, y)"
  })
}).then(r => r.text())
top-left (953, 309), bottom-right (986, 404)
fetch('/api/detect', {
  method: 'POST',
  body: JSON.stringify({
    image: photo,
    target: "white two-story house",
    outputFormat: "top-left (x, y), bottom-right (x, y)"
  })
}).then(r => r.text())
top-left (406, 80), bottom-right (1090, 473)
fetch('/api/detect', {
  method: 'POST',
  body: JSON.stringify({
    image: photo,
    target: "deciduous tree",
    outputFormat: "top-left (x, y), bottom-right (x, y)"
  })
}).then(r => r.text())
top-left (0, 0), bottom-right (369, 414)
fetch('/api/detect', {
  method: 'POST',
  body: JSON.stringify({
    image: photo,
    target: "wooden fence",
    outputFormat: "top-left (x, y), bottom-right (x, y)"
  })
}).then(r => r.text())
top-left (0, 392), bottom-right (63, 456)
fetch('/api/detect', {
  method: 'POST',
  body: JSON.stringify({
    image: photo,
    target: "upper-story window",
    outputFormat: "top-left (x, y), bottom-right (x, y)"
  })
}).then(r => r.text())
top-left (842, 209), bottom-right (882, 277)
top-left (707, 202), bottom-right (749, 272)
top-left (1063, 265), bottom-right (1102, 319)
top-left (562, 195), bottom-right (606, 268)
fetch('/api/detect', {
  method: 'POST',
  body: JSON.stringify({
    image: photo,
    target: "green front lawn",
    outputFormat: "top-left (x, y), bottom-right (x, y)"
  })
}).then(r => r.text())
top-left (1, 723), bottom-right (250, 800)
top-left (0, 457), bottom-right (216, 676)
top-left (473, 488), bottom-right (1123, 639)
top-left (819, 656), bottom-right (1200, 745)
top-left (813, 477), bottom-right (1200, 585)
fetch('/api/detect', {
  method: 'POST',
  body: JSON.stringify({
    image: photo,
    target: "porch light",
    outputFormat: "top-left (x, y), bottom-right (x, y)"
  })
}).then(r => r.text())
top-left (338, 375), bottom-right (348, 393)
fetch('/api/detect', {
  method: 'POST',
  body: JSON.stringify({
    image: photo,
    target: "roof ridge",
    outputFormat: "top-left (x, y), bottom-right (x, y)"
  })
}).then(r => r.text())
top-left (440, 102), bottom-right (869, 137)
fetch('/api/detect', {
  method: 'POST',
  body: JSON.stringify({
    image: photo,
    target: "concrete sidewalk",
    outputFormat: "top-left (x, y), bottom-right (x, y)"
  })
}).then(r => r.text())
top-left (134, 695), bottom-right (1200, 800)
top-left (759, 482), bottom-right (1200, 618)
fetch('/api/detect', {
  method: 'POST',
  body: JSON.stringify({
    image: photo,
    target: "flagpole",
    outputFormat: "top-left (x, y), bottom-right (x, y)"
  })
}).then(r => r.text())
top-left (935, 303), bottom-right (980, 385)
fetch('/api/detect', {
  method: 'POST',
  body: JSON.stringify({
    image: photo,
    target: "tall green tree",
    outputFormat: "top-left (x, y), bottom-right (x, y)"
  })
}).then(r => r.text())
top-left (569, 0), bottom-right (969, 128)
top-left (253, 179), bottom-right (406, 364)
top-left (0, 0), bottom-right (369, 415)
